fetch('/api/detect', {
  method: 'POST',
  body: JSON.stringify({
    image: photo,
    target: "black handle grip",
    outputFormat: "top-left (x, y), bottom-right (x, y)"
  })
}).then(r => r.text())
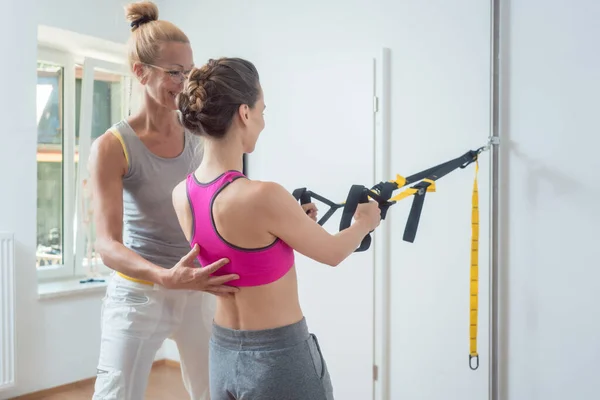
top-left (292, 188), bottom-right (312, 213)
top-left (292, 188), bottom-right (307, 202)
top-left (292, 187), bottom-right (345, 225)
top-left (300, 192), bottom-right (311, 205)
top-left (340, 185), bottom-right (373, 252)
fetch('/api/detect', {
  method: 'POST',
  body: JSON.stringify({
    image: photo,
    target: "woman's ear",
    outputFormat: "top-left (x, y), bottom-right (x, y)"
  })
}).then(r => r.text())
top-left (238, 104), bottom-right (250, 126)
top-left (132, 62), bottom-right (148, 84)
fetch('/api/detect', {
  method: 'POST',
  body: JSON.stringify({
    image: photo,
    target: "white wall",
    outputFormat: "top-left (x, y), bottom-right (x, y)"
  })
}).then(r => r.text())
top-left (0, 0), bottom-right (151, 398)
top-left (35, 0), bottom-right (133, 44)
top-left (500, 1), bottom-right (600, 399)
top-left (163, 1), bottom-right (491, 399)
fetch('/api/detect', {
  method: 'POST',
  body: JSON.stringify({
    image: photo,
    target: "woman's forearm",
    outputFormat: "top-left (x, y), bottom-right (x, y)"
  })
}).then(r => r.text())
top-left (328, 221), bottom-right (372, 266)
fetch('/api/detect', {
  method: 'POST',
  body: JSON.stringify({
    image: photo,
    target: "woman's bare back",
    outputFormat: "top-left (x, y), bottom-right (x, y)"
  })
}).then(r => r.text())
top-left (209, 175), bottom-right (303, 330)
top-left (173, 171), bottom-right (303, 331)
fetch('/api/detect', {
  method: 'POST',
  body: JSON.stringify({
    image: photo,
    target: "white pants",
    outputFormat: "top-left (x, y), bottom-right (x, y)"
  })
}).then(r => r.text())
top-left (92, 273), bottom-right (216, 400)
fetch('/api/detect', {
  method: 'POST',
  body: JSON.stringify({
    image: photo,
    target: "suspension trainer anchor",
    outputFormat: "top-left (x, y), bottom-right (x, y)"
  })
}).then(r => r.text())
top-left (291, 144), bottom-right (488, 371)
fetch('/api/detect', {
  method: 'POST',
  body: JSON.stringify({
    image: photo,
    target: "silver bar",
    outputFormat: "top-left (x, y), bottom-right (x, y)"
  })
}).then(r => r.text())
top-left (489, 0), bottom-right (501, 398)
top-left (372, 47), bottom-right (392, 400)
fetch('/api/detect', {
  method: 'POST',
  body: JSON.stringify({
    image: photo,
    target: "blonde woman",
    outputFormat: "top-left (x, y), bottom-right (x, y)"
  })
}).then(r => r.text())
top-left (89, 2), bottom-right (317, 399)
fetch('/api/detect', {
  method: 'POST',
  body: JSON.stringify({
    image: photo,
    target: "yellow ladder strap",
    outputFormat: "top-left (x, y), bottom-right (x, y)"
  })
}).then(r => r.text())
top-left (469, 160), bottom-right (480, 370)
top-left (377, 165), bottom-right (481, 370)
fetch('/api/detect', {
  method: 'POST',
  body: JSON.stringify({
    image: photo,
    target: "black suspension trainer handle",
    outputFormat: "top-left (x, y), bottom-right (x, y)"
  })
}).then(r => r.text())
top-left (292, 188), bottom-right (345, 226)
top-left (292, 188), bottom-right (312, 205)
top-left (339, 185), bottom-right (373, 252)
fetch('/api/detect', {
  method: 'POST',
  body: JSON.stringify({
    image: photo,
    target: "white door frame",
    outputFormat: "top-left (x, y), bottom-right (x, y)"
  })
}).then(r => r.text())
top-left (372, 47), bottom-right (392, 400)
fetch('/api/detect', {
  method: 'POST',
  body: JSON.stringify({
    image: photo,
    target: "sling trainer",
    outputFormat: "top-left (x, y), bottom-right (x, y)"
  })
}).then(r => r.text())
top-left (292, 145), bottom-right (489, 371)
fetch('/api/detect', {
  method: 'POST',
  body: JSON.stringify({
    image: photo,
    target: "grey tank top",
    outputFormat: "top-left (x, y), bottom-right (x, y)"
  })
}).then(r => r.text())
top-left (110, 119), bottom-right (203, 269)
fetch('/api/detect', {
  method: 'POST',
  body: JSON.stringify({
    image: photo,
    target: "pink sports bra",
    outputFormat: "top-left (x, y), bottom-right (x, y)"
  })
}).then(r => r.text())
top-left (186, 170), bottom-right (295, 287)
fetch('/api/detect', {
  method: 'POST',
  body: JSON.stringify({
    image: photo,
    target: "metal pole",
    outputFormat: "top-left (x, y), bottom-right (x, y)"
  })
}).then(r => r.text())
top-left (372, 47), bottom-right (392, 400)
top-left (489, 0), bottom-right (501, 398)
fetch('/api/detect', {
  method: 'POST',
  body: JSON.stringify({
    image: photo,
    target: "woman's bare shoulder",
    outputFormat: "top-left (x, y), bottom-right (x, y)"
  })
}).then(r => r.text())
top-left (242, 179), bottom-right (290, 203)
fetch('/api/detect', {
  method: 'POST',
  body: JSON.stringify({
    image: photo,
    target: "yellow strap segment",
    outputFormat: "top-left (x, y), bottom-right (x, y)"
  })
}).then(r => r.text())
top-left (469, 160), bottom-right (479, 367)
top-left (388, 178), bottom-right (436, 203)
top-left (388, 188), bottom-right (418, 202)
top-left (117, 271), bottom-right (154, 286)
top-left (389, 174), bottom-right (407, 187)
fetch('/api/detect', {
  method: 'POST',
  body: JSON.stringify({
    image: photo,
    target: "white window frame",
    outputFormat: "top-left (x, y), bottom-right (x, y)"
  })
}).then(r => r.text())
top-left (36, 47), bottom-right (131, 282)
top-left (36, 47), bottom-right (77, 282)
top-left (74, 57), bottom-right (130, 278)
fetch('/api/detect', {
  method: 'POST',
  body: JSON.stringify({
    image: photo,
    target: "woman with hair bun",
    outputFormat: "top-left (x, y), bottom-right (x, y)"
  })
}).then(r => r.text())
top-left (172, 57), bottom-right (382, 399)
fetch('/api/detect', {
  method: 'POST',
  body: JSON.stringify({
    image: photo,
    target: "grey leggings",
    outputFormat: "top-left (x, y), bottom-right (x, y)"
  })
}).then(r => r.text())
top-left (209, 317), bottom-right (334, 399)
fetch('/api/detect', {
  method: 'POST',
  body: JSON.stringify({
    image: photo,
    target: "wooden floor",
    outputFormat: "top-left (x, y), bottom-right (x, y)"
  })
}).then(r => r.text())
top-left (10, 362), bottom-right (189, 400)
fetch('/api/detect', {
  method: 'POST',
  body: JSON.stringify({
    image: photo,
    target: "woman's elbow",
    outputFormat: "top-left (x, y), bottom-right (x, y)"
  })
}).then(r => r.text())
top-left (322, 250), bottom-right (345, 267)
top-left (94, 236), bottom-right (115, 262)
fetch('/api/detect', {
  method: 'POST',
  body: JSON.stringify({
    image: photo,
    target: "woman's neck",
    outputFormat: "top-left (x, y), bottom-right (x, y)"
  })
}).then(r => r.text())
top-left (130, 93), bottom-right (180, 137)
top-left (199, 135), bottom-right (245, 178)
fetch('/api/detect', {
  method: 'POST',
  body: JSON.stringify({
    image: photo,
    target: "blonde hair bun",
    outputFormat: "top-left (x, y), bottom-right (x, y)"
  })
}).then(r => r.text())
top-left (125, 1), bottom-right (159, 31)
top-left (123, 1), bottom-right (189, 69)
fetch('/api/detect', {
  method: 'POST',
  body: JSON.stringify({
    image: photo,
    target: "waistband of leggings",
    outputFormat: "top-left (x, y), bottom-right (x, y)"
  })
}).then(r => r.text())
top-left (211, 317), bottom-right (310, 351)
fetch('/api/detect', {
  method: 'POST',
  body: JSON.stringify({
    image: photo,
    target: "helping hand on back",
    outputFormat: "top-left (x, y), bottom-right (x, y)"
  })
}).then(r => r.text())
top-left (162, 203), bottom-right (320, 295)
top-left (162, 244), bottom-right (240, 297)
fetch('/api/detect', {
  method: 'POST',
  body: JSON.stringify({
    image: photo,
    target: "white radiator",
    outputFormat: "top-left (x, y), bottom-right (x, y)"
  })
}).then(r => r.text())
top-left (0, 232), bottom-right (15, 391)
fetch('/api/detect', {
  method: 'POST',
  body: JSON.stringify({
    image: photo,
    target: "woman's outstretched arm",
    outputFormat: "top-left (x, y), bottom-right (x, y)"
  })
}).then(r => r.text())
top-left (258, 181), bottom-right (381, 266)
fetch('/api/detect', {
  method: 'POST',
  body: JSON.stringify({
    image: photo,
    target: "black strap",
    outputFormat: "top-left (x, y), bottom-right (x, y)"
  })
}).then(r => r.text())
top-left (403, 187), bottom-right (427, 243)
top-left (292, 188), bottom-right (344, 226)
top-left (291, 147), bottom-right (482, 251)
top-left (339, 185), bottom-right (372, 252)
top-left (402, 150), bottom-right (479, 242)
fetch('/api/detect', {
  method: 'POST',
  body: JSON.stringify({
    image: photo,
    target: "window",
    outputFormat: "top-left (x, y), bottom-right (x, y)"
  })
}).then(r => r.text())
top-left (36, 47), bottom-right (131, 281)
